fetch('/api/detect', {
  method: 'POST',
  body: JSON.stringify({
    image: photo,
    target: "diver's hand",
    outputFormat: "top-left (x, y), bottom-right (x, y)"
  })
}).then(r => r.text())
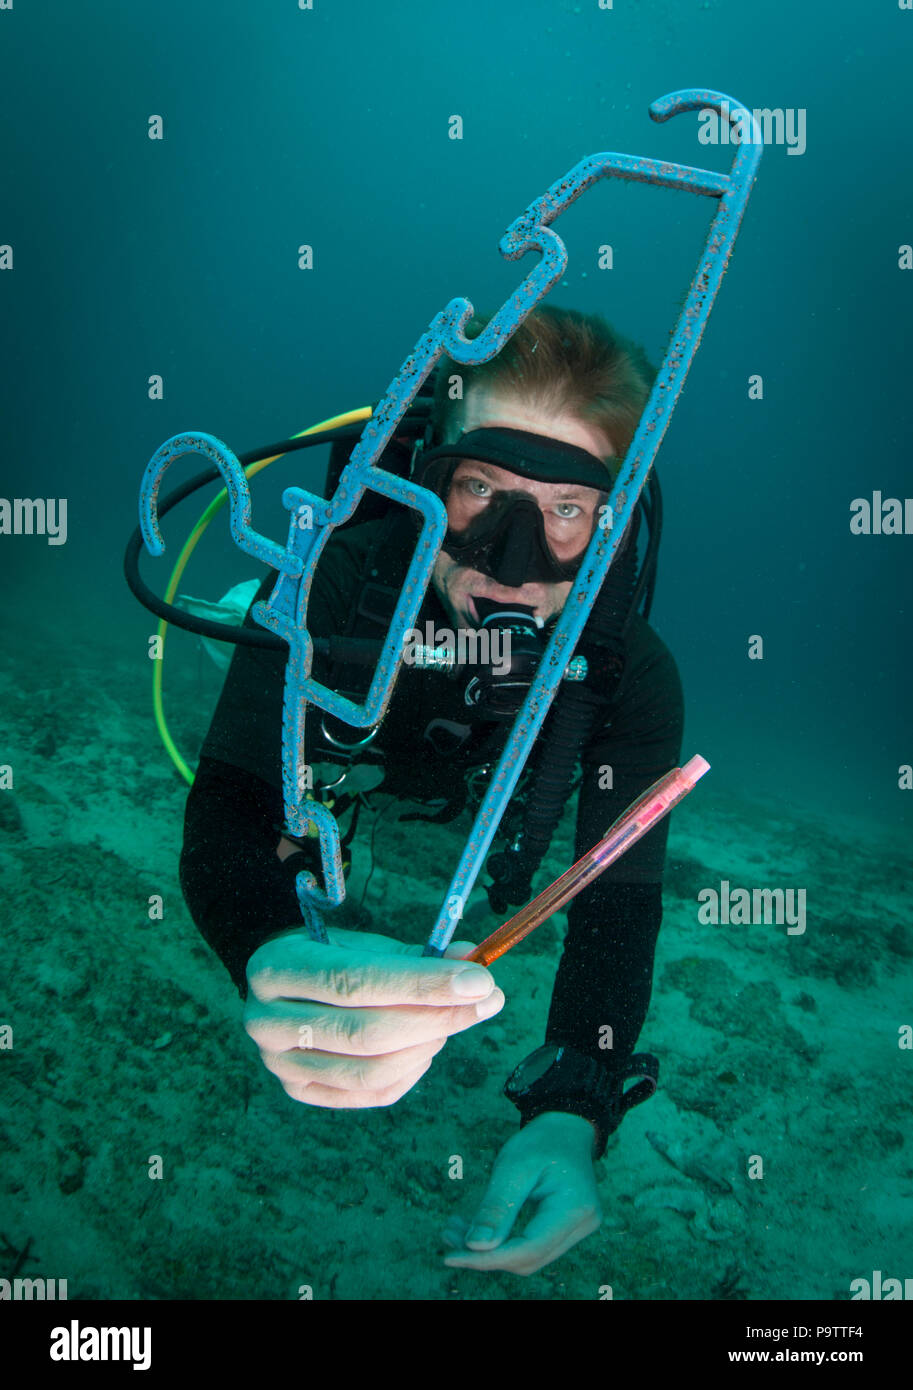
top-left (442, 1111), bottom-right (602, 1275)
top-left (243, 926), bottom-right (504, 1109)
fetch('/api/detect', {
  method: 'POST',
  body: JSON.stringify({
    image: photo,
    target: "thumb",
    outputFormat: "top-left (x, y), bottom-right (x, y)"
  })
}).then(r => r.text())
top-left (443, 939), bottom-right (479, 960)
top-left (466, 1152), bottom-right (539, 1249)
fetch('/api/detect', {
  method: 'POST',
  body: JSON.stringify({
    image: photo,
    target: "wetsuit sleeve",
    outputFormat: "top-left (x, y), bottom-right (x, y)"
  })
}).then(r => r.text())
top-left (197, 534), bottom-right (366, 791)
top-left (180, 756), bottom-right (318, 995)
top-left (179, 529), bottom-right (369, 991)
top-left (542, 617), bottom-right (684, 1094)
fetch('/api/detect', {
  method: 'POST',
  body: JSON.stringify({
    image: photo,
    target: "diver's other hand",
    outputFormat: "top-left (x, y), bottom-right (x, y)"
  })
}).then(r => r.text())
top-left (441, 1111), bottom-right (602, 1275)
top-left (243, 926), bottom-right (504, 1109)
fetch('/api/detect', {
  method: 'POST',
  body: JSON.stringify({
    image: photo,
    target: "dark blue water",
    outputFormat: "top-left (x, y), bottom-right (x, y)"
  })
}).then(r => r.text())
top-left (3, 0), bottom-right (909, 830)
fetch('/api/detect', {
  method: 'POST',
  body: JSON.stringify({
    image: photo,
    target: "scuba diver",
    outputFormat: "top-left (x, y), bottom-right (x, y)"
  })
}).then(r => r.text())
top-left (179, 304), bottom-right (684, 1275)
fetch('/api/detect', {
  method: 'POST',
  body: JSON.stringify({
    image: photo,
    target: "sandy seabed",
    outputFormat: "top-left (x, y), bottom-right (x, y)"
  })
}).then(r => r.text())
top-left (1, 631), bottom-right (910, 1303)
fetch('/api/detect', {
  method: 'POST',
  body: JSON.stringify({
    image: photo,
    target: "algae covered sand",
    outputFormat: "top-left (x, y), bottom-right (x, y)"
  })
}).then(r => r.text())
top-left (0, 629), bottom-right (910, 1302)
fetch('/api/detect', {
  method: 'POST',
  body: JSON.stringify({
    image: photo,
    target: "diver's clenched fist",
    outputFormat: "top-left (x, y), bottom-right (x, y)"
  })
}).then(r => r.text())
top-left (243, 925), bottom-right (504, 1108)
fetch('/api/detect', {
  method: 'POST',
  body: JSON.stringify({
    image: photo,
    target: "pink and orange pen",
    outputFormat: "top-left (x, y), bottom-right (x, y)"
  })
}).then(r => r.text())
top-left (462, 755), bottom-right (710, 967)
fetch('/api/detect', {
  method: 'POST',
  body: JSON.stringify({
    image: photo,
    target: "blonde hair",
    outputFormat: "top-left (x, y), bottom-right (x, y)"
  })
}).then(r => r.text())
top-left (432, 304), bottom-right (656, 462)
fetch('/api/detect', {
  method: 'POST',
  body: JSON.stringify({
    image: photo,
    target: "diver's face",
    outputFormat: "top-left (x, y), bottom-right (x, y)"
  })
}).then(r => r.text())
top-left (431, 389), bottom-right (616, 627)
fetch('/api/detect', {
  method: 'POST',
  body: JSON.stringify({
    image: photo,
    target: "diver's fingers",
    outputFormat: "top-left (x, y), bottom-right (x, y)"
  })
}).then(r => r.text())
top-left (279, 1057), bottom-right (436, 1109)
top-left (461, 1158), bottom-right (541, 1251)
top-left (247, 931), bottom-right (497, 1010)
top-left (441, 1215), bottom-right (471, 1247)
top-left (443, 939), bottom-right (479, 959)
top-left (261, 1035), bottom-right (446, 1092)
top-left (244, 990), bottom-right (505, 1056)
top-left (444, 1200), bottom-right (601, 1276)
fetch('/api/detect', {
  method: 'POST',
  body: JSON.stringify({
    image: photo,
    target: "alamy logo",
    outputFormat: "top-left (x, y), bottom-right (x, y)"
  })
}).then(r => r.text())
top-left (402, 622), bottom-right (511, 675)
top-left (698, 102), bottom-right (806, 156)
top-left (0, 1275), bottom-right (68, 1299)
top-left (697, 880), bottom-right (806, 935)
top-left (0, 497), bottom-right (68, 545)
top-left (50, 1320), bottom-right (151, 1370)
top-left (849, 492), bottom-right (913, 535)
top-left (850, 1270), bottom-right (912, 1299)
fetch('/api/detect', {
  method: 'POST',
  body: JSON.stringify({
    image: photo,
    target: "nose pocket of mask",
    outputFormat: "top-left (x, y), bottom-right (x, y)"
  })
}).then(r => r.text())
top-left (483, 498), bottom-right (544, 587)
top-left (448, 494), bottom-right (580, 587)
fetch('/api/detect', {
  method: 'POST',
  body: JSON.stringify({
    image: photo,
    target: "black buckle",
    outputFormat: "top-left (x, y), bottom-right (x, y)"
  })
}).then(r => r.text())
top-left (615, 1052), bottom-right (660, 1119)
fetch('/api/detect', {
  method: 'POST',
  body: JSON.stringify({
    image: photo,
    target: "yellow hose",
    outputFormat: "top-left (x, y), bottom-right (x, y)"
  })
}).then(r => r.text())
top-left (153, 407), bottom-right (373, 785)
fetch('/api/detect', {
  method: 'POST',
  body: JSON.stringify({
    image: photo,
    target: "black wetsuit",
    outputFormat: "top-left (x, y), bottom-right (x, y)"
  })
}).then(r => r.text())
top-left (180, 519), bottom-right (684, 1120)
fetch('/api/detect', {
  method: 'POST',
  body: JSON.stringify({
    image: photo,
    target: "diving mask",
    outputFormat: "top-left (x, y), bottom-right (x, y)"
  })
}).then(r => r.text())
top-left (415, 426), bottom-right (613, 588)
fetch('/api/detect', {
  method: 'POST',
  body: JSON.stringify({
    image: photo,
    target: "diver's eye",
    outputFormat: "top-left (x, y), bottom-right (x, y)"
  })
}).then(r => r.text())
top-left (460, 477), bottom-right (491, 498)
top-left (553, 502), bottom-right (582, 520)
